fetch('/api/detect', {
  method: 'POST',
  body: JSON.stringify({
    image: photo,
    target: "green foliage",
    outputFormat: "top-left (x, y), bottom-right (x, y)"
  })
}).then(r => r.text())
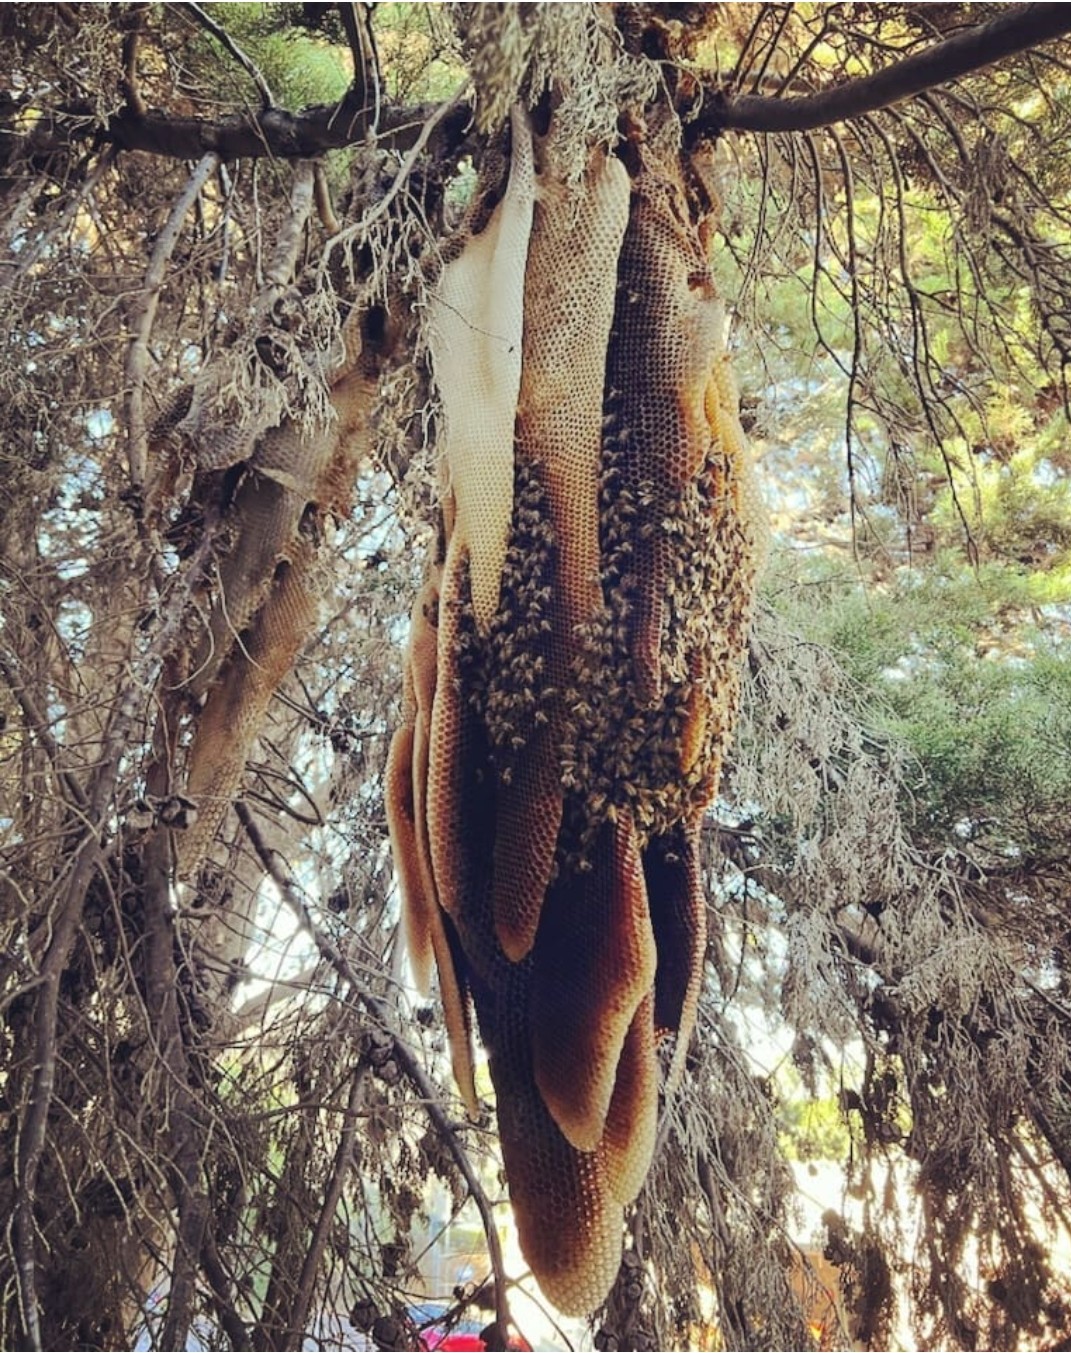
top-left (932, 439), bottom-right (1071, 571)
top-left (773, 553), bottom-right (1071, 850)
top-left (191, 4), bottom-right (351, 109)
top-left (776, 1064), bottom-right (853, 1163)
top-left (375, 4), bottom-right (465, 103)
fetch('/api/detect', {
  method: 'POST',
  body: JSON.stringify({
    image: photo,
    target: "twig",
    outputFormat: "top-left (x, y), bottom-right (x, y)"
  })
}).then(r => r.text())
top-left (729, 4), bottom-right (776, 93)
top-left (235, 800), bottom-right (514, 1343)
top-left (180, 2), bottom-right (276, 111)
top-left (232, 965), bottom-right (322, 1030)
top-left (339, 2), bottom-right (381, 134)
top-left (828, 123), bottom-right (864, 560)
top-left (747, 5), bottom-right (794, 97)
top-left (261, 159), bottom-right (315, 297)
top-left (125, 152), bottom-right (218, 493)
top-left (10, 532), bottom-right (219, 1350)
top-left (323, 84), bottom-right (467, 267)
top-left (120, 4), bottom-right (149, 117)
top-left (10, 149), bottom-right (114, 282)
top-left (313, 161), bottom-right (340, 235)
top-left (289, 1065), bottom-right (369, 1342)
top-left (0, 648), bottom-right (89, 813)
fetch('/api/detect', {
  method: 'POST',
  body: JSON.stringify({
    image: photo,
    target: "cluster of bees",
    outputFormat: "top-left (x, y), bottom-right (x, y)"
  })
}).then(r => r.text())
top-left (386, 111), bottom-right (764, 1316)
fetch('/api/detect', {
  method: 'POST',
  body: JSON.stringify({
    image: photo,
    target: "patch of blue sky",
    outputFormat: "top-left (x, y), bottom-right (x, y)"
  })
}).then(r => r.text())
top-left (84, 406), bottom-right (114, 442)
top-left (55, 597), bottom-right (92, 660)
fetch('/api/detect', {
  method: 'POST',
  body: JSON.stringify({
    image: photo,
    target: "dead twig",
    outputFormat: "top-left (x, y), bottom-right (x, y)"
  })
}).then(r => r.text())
top-left (180, 2), bottom-right (276, 111)
top-left (125, 152), bottom-right (218, 494)
top-left (235, 799), bottom-right (514, 1345)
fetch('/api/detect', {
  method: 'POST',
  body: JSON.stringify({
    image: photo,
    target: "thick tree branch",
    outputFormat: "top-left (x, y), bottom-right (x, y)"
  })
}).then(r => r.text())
top-left (8, 3), bottom-right (1071, 174)
top-left (12, 94), bottom-right (472, 168)
top-left (709, 3), bottom-right (1071, 134)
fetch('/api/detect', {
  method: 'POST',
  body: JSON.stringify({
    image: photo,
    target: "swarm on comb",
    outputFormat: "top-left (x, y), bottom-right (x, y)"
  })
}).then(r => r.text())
top-left (384, 108), bottom-right (765, 1317)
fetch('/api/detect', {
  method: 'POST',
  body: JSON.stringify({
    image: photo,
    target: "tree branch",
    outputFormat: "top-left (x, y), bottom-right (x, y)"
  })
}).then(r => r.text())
top-left (10, 93), bottom-right (472, 167)
top-left (125, 151), bottom-right (218, 493)
top-left (120, 3), bottom-right (150, 118)
top-left (235, 801), bottom-right (515, 1345)
top-left (0, 647), bottom-right (89, 814)
top-left (708, 3), bottom-right (1071, 134)
top-left (288, 1065), bottom-right (369, 1345)
top-left (339, 2), bottom-right (381, 134)
top-left (180, 1), bottom-right (276, 111)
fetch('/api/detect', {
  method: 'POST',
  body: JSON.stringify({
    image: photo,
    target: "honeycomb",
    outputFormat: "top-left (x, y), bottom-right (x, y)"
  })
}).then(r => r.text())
top-left (387, 570), bottom-right (479, 1118)
top-left (531, 814), bottom-right (656, 1153)
top-left (177, 362), bottom-right (378, 876)
top-left (387, 572), bottom-right (441, 996)
top-left (389, 112), bottom-right (765, 1316)
top-left (427, 104), bottom-right (535, 634)
top-left (643, 821), bottom-right (705, 1096)
top-left (490, 134), bottom-right (630, 963)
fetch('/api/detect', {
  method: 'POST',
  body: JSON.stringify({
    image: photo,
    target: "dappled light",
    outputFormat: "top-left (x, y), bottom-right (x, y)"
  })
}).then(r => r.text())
top-left (4, 5), bottom-right (1071, 1351)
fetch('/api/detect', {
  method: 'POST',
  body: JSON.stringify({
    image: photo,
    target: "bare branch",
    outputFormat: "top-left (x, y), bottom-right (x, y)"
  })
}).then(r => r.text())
top-left (710, 4), bottom-right (1071, 134)
top-left (313, 161), bottom-right (340, 235)
top-left (235, 800), bottom-right (515, 1345)
top-left (125, 152), bottom-right (218, 493)
top-left (0, 647), bottom-right (89, 814)
top-left (11, 94), bottom-right (473, 168)
top-left (262, 159), bottom-right (315, 293)
top-left (120, 3), bottom-right (150, 118)
top-left (325, 83), bottom-right (467, 256)
top-left (289, 1065), bottom-right (369, 1343)
top-left (179, 2), bottom-right (276, 111)
top-left (339, 2), bottom-right (382, 133)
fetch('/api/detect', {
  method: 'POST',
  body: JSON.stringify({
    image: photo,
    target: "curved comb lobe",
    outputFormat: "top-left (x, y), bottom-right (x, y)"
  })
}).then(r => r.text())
top-left (426, 546), bottom-right (481, 923)
top-left (427, 106), bottom-right (535, 631)
top-left (430, 906), bottom-right (479, 1121)
top-left (492, 726), bottom-right (564, 961)
top-left (491, 145), bottom-right (630, 961)
top-left (489, 977), bottom-right (624, 1320)
top-left (606, 146), bottom-right (722, 706)
top-left (409, 572), bottom-right (441, 948)
top-left (643, 821), bottom-right (706, 1095)
top-left (601, 990), bottom-right (658, 1206)
top-left (385, 723), bottom-right (434, 993)
top-left (531, 814), bottom-right (656, 1152)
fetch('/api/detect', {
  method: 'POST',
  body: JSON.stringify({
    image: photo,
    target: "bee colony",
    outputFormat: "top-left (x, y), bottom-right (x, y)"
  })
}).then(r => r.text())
top-left (386, 103), bottom-right (765, 1315)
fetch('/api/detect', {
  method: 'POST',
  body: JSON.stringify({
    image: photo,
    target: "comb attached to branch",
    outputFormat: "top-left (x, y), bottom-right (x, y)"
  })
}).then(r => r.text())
top-left (387, 107), bottom-right (765, 1316)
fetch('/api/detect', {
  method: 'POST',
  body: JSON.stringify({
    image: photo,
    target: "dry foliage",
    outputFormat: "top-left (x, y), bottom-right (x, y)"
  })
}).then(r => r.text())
top-left (2, 5), bottom-right (1071, 1351)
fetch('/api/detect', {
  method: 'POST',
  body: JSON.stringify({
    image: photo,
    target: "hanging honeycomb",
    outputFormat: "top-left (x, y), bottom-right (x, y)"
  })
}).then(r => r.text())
top-left (177, 353), bottom-right (380, 878)
top-left (386, 107), bottom-right (765, 1317)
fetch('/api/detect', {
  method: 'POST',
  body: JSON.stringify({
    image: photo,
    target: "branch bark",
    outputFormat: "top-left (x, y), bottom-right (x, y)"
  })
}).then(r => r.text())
top-left (709, 3), bottom-right (1071, 134)
top-left (13, 94), bottom-right (472, 167)
top-left (9, 3), bottom-right (1071, 169)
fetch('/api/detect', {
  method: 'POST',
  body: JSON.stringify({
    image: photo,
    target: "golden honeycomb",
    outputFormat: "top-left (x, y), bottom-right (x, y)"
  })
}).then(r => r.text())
top-left (389, 109), bottom-right (765, 1316)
